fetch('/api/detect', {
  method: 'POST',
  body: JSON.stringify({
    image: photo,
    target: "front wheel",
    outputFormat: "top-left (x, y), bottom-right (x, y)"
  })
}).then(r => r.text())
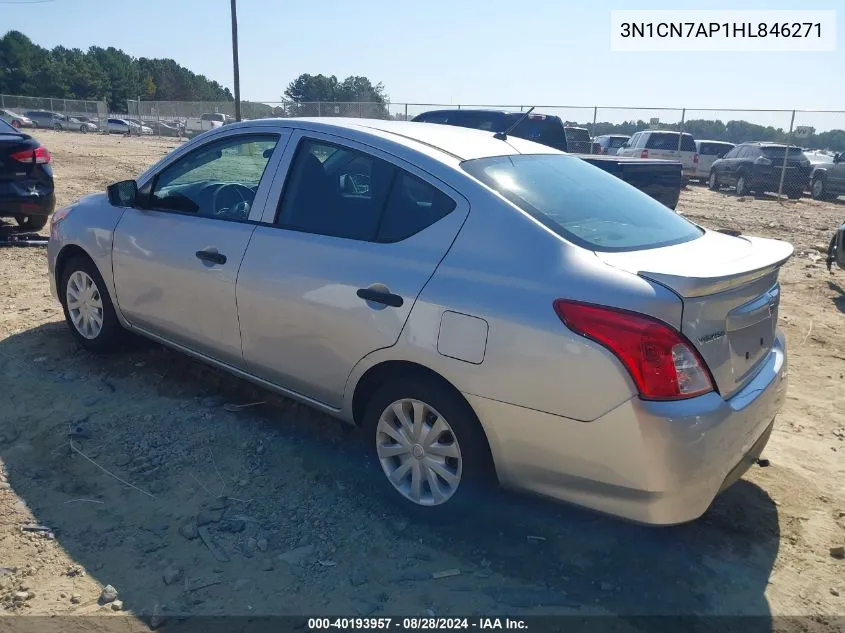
top-left (54, 123), bottom-right (63, 131)
top-left (80, 125), bottom-right (88, 134)
top-left (363, 377), bottom-right (493, 518)
top-left (60, 256), bottom-right (126, 353)
top-left (16, 215), bottom-right (48, 231)
top-left (811, 176), bottom-right (828, 201)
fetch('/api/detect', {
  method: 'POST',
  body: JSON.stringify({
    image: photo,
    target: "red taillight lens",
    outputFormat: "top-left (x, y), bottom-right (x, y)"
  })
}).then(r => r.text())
top-left (693, 153), bottom-right (700, 164)
top-left (10, 146), bottom-right (51, 164)
top-left (553, 300), bottom-right (714, 401)
top-left (640, 149), bottom-right (648, 158)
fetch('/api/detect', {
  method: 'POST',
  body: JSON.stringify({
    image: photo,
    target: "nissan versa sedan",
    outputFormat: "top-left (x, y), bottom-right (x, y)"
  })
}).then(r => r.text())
top-left (48, 119), bottom-right (790, 525)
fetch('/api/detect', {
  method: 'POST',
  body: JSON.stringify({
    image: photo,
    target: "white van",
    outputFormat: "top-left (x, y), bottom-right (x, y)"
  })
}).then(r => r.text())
top-left (694, 140), bottom-right (735, 180)
top-left (618, 130), bottom-right (699, 181)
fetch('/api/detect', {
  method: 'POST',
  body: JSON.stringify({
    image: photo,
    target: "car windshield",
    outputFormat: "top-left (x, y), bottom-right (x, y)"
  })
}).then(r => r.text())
top-left (462, 154), bottom-right (702, 252)
top-left (646, 132), bottom-right (697, 152)
top-left (607, 136), bottom-right (629, 148)
top-left (761, 146), bottom-right (806, 159)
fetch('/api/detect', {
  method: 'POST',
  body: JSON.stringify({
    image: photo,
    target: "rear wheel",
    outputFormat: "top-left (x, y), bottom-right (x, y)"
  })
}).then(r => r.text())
top-left (363, 377), bottom-right (494, 519)
top-left (708, 171), bottom-right (719, 191)
top-left (16, 215), bottom-right (49, 231)
top-left (60, 256), bottom-right (126, 353)
top-left (735, 173), bottom-right (750, 196)
top-left (80, 125), bottom-right (88, 134)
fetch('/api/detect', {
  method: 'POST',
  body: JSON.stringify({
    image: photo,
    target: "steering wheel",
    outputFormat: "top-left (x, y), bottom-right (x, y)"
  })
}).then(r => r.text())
top-left (211, 183), bottom-right (254, 220)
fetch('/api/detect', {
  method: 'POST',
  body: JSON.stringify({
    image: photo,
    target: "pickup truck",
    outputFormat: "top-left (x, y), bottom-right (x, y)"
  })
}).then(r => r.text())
top-left (185, 112), bottom-right (232, 138)
top-left (410, 109), bottom-right (682, 209)
top-left (810, 152), bottom-right (845, 201)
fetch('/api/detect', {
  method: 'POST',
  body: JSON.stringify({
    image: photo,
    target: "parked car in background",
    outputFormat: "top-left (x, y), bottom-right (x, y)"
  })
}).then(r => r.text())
top-left (694, 140), bottom-right (735, 181)
top-left (24, 110), bottom-right (65, 130)
top-left (804, 150), bottom-right (835, 166)
top-left (708, 142), bottom-right (811, 199)
top-left (0, 117), bottom-right (55, 230)
top-left (617, 130), bottom-right (699, 182)
top-left (185, 112), bottom-right (231, 137)
top-left (412, 110), bottom-right (683, 209)
top-left (143, 119), bottom-right (184, 137)
top-left (48, 118), bottom-right (790, 525)
top-left (107, 118), bottom-right (152, 135)
top-left (0, 109), bottom-right (34, 129)
top-left (593, 134), bottom-right (630, 155)
top-left (63, 117), bottom-right (98, 133)
top-left (810, 152), bottom-right (845, 201)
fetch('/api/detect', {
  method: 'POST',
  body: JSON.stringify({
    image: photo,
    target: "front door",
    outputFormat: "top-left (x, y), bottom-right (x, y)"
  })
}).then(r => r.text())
top-left (237, 133), bottom-right (469, 407)
top-left (112, 130), bottom-right (287, 366)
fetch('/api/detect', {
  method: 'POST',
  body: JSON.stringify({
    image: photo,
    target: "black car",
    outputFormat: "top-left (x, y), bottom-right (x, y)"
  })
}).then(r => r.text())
top-left (0, 118), bottom-right (56, 230)
top-left (593, 134), bottom-right (630, 155)
top-left (708, 142), bottom-right (811, 199)
top-left (411, 109), bottom-right (592, 153)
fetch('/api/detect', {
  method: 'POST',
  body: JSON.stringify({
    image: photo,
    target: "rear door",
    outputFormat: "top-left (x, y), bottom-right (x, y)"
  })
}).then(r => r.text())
top-left (596, 230), bottom-right (792, 398)
top-left (237, 131), bottom-right (469, 407)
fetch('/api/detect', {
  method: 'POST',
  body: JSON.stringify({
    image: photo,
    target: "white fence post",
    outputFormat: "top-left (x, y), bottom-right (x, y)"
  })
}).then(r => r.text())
top-left (778, 110), bottom-right (796, 198)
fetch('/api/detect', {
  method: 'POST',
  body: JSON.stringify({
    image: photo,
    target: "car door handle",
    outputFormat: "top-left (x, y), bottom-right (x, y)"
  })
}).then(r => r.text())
top-left (195, 249), bottom-right (227, 265)
top-left (356, 288), bottom-right (403, 308)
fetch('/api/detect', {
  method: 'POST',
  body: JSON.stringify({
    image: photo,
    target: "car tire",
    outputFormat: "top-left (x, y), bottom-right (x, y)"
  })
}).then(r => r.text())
top-left (362, 376), bottom-right (494, 520)
top-left (54, 123), bottom-right (62, 131)
top-left (736, 173), bottom-right (750, 196)
top-left (811, 176), bottom-right (829, 201)
top-left (60, 256), bottom-right (126, 353)
top-left (708, 171), bottom-right (719, 191)
top-left (16, 215), bottom-right (49, 231)
top-left (80, 125), bottom-right (88, 134)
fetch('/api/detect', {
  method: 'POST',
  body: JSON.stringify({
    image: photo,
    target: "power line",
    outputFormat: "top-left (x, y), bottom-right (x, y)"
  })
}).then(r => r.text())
top-left (0, 0), bottom-right (58, 4)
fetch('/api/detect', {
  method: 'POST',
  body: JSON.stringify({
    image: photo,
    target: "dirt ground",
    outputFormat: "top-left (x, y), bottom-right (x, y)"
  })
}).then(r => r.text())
top-left (0, 130), bottom-right (843, 629)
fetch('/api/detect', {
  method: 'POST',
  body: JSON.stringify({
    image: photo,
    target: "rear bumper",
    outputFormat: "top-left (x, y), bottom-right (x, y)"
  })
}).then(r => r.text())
top-left (467, 331), bottom-right (787, 525)
top-left (0, 192), bottom-right (56, 218)
top-left (750, 168), bottom-right (809, 192)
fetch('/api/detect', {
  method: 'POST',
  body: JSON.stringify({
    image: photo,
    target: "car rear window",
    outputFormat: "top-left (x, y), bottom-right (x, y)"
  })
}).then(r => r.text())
top-left (508, 116), bottom-right (568, 150)
top-left (607, 136), bottom-right (629, 149)
top-left (698, 142), bottom-right (734, 156)
top-left (462, 154), bottom-right (702, 252)
top-left (646, 132), bottom-right (696, 152)
top-left (761, 146), bottom-right (806, 158)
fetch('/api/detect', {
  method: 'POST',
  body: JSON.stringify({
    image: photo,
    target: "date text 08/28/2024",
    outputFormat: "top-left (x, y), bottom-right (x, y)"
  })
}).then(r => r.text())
top-left (307, 618), bottom-right (528, 630)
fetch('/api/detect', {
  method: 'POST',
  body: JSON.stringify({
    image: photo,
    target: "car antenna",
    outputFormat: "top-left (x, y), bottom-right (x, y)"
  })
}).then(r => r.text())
top-left (494, 107), bottom-right (535, 141)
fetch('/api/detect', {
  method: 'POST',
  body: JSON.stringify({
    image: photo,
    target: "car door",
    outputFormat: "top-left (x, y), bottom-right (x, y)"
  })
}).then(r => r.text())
top-left (618, 133), bottom-right (637, 157)
top-left (831, 154), bottom-right (845, 194)
top-left (718, 146), bottom-right (742, 184)
top-left (112, 128), bottom-right (290, 367)
top-left (236, 131), bottom-right (470, 408)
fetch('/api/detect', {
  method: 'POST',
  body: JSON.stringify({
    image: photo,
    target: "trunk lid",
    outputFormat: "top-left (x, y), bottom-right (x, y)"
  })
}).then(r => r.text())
top-left (596, 230), bottom-right (793, 398)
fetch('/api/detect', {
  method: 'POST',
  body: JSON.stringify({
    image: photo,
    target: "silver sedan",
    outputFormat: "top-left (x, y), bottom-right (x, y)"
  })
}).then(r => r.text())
top-left (47, 118), bottom-right (791, 525)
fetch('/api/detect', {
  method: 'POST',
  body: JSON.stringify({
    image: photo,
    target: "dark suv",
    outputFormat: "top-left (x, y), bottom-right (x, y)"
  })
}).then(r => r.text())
top-left (411, 109), bottom-right (592, 153)
top-left (708, 142), bottom-right (811, 198)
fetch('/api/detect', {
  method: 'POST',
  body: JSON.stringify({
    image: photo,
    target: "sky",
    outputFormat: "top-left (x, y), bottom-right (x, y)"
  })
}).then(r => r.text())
top-left (3, 0), bottom-right (845, 130)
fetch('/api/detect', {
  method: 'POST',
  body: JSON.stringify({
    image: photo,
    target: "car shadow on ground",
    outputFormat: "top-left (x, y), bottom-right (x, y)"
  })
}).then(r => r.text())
top-left (827, 281), bottom-right (845, 314)
top-left (0, 322), bottom-right (781, 630)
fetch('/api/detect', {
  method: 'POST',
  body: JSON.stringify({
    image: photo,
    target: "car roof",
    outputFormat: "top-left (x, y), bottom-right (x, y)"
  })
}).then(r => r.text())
top-left (230, 117), bottom-right (561, 162)
top-left (640, 129), bottom-right (693, 135)
top-left (696, 139), bottom-right (734, 144)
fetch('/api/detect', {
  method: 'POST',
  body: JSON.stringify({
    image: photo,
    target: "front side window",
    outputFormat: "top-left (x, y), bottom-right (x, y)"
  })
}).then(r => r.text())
top-left (150, 134), bottom-right (279, 220)
top-left (462, 154), bottom-right (702, 252)
top-left (277, 138), bottom-right (456, 242)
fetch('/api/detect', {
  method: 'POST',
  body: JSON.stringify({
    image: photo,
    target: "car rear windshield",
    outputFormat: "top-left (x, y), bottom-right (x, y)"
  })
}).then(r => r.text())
top-left (462, 154), bottom-right (702, 252)
top-left (507, 115), bottom-right (568, 150)
top-left (606, 136), bottom-right (629, 148)
top-left (698, 142), bottom-right (734, 156)
top-left (646, 132), bottom-right (697, 152)
top-left (761, 146), bottom-right (806, 158)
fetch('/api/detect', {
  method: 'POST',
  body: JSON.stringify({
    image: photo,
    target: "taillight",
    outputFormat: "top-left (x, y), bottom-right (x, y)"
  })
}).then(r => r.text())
top-left (640, 149), bottom-right (648, 158)
top-left (553, 300), bottom-right (714, 401)
top-left (10, 146), bottom-right (51, 164)
top-left (693, 153), bottom-right (699, 164)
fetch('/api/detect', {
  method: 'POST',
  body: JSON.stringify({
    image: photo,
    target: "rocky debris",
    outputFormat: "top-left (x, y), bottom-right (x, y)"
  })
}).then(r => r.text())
top-left (219, 519), bottom-right (245, 533)
top-left (482, 586), bottom-right (576, 608)
top-left (350, 567), bottom-right (368, 587)
top-left (162, 567), bottom-right (184, 586)
top-left (392, 519), bottom-right (409, 533)
top-left (813, 243), bottom-right (829, 253)
top-left (198, 526), bottom-right (230, 563)
top-left (277, 545), bottom-right (315, 566)
top-left (208, 496), bottom-right (229, 511)
top-left (831, 545), bottom-right (845, 560)
top-left (99, 585), bottom-right (118, 604)
top-left (150, 604), bottom-right (167, 629)
top-left (65, 564), bottom-right (84, 577)
top-left (178, 520), bottom-right (199, 541)
top-left (70, 594), bottom-right (81, 604)
top-left (13, 591), bottom-right (33, 602)
top-left (201, 396), bottom-right (225, 408)
top-left (256, 537), bottom-right (268, 552)
top-left (111, 599), bottom-right (124, 611)
top-left (831, 588), bottom-right (840, 597)
top-left (432, 568), bottom-right (460, 579)
top-left (261, 559), bottom-right (274, 572)
top-left (196, 509), bottom-right (224, 526)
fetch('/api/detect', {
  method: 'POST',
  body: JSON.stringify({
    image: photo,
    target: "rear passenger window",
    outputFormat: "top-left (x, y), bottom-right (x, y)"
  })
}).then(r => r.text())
top-left (377, 172), bottom-right (456, 243)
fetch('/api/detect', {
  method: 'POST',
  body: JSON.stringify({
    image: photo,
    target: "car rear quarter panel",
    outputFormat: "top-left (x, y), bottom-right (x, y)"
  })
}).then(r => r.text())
top-left (343, 182), bottom-right (685, 424)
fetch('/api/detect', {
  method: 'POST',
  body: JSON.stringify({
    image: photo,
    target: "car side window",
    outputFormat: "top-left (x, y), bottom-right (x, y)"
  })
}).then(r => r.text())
top-left (377, 172), bottom-right (456, 243)
top-left (149, 134), bottom-right (279, 220)
top-left (632, 133), bottom-right (645, 148)
top-left (277, 139), bottom-right (395, 241)
top-left (722, 148), bottom-right (737, 159)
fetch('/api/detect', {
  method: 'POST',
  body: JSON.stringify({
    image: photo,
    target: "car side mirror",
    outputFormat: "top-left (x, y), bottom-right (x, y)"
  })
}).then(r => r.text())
top-left (107, 179), bottom-right (138, 208)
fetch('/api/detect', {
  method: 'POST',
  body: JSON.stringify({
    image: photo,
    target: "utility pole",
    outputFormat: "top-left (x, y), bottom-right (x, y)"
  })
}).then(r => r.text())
top-left (231, 0), bottom-right (242, 121)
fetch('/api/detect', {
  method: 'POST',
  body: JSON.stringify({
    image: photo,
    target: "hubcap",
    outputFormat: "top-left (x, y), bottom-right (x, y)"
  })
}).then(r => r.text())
top-left (813, 179), bottom-right (823, 197)
top-left (709, 172), bottom-right (716, 188)
top-left (737, 176), bottom-right (745, 194)
top-left (66, 271), bottom-right (104, 339)
top-left (375, 398), bottom-right (462, 506)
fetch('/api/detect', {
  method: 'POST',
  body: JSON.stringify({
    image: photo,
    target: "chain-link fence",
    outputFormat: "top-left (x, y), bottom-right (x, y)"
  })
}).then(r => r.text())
top-left (0, 94), bottom-right (107, 132)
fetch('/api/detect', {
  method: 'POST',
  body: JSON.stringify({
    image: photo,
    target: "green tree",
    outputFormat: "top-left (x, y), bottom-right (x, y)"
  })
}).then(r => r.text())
top-left (283, 73), bottom-right (389, 118)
